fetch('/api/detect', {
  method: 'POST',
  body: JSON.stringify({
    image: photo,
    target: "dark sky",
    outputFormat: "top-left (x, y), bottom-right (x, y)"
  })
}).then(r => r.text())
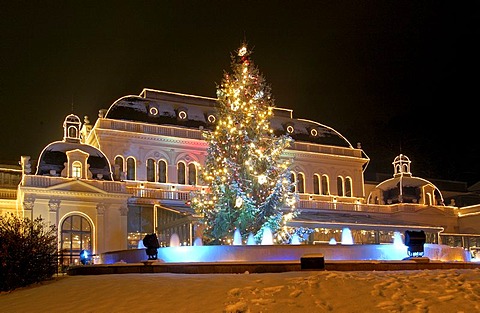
top-left (1, 1), bottom-right (478, 185)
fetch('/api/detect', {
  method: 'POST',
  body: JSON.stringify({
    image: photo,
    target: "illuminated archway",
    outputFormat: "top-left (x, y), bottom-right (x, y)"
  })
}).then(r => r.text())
top-left (59, 213), bottom-right (94, 266)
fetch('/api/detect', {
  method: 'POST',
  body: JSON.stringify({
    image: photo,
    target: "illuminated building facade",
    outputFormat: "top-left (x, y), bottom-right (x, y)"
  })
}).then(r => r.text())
top-left (2, 88), bottom-right (479, 264)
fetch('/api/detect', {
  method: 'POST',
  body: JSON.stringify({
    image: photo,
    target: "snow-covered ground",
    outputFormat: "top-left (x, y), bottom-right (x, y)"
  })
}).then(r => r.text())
top-left (1, 269), bottom-right (479, 312)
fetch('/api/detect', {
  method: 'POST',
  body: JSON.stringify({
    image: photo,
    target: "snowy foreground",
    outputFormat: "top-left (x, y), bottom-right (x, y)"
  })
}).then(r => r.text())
top-left (1, 269), bottom-right (479, 313)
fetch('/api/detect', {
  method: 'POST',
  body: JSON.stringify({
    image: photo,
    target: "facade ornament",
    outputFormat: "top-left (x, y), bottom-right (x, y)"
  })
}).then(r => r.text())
top-left (96, 203), bottom-right (106, 215)
top-left (48, 198), bottom-right (61, 212)
top-left (23, 196), bottom-right (35, 210)
top-left (119, 206), bottom-right (128, 216)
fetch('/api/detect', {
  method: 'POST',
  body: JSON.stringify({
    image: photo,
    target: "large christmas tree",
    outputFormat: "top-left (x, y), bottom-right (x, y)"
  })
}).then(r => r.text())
top-left (192, 43), bottom-right (298, 245)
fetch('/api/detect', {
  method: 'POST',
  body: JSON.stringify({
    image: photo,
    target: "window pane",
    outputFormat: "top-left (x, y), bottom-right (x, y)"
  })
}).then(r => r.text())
top-left (188, 163), bottom-right (196, 185)
top-left (82, 233), bottom-right (91, 250)
top-left (178, 163), bottom-right (186, 185)
top-left (82, 219), bottom-right (91, 231)
top-left (158, 160), bottom-right (167, 183)
top-left (127, 157), bottom-right (136, 180)
top-left (321, 175), bottom-right (329, 195)
top-left (290, 173), bottom-right (296, 192)
top-left (72, 162), bottom-right (82, 178)
top-left (345, 177), bottom-right (352, 197)
top-left (337, 176), bottom-right (344, 197)
top-left (127, 206), bottom-right (153, 233)
top-left (63, 216), bottom-right (72, 230)
top-left (114, 157), bottom-right (124, 180)
top-left (313, 175), bottom-right (320, 194)
top-left (147, 159), bottom-right (155, 182)
top-left (72, 215), bottom-right (81, 230)
top-left (297, 173), bottom-right (305, 193)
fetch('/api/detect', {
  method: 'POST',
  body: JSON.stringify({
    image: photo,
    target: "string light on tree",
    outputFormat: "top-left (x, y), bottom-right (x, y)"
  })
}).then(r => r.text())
top-left (191, 42), bottom-right (299, 245)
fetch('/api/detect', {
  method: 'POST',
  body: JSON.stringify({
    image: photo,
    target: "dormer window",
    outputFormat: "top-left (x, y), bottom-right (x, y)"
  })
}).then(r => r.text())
top-left (72, 161), bottom-right (82, 178)
top-left (286, 125), bottom-right (294, 134)
top-left (310, 128), bottom-right (318, 137)
top-left (62, 149), bottom-right (89, 179)
top-left (207, 114), bottom-right (216, 123)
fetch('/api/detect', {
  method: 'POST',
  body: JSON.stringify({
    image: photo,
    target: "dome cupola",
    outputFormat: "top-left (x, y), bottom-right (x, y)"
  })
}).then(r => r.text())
top-left (63, 114), bottom-right (82, 143)
top-left (36, 114), bottom-right (113, 180)
top-left (367, 154), bottom-right (444, 206)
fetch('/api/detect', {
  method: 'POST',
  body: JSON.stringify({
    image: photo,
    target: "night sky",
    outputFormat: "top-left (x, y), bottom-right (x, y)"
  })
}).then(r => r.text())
top-left (1, 1), bottom-right (478, 185)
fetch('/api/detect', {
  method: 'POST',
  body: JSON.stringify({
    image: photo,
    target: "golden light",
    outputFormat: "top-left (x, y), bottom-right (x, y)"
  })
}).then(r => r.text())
top-left (235, 196), bottom-right (243, 208)
top-left (258, 174), bottom-right (267, 184)
top-left (238, 46), bottom-right (247, 56)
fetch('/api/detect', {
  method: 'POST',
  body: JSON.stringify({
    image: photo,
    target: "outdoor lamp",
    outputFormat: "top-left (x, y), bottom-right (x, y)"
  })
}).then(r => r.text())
top-left (404, 230), bottom-right (426, 257)
top-left (80, 249), bottom-right (92, 265)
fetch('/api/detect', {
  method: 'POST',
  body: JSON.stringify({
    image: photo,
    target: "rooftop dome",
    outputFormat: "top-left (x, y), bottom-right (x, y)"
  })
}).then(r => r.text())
top-left (367, 154), bottom-right (444, 205)
top-left (103, 89), bottom-right (353, 148)
top-left (36, 114), bottom-right (113, 180)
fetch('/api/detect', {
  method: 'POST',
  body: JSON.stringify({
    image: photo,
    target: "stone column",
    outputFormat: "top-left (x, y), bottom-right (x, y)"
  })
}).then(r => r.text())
top-left (119, 206), bottom-right (128, 250)
top-left (96, 203), bottom-right (106, 254)
top-left (22, 196), bottom-right (35, 220)
top-left (48, 198), bottom-right (61, 227)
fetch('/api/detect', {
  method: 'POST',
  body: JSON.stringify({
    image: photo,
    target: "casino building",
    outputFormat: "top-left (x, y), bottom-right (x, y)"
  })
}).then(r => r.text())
top-left (2, 88), bottom-right (479, 265)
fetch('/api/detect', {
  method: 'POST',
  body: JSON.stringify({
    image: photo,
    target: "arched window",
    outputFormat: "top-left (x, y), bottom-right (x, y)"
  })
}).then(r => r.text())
top-left (188, 163), bottom-right (197, 185)
top-left (146, 158), bottom-right (155, 182)
top-left (313, 174), bottom-right (320, 194)
top-left (337, 176), bottom-right (344, 197)
top-left (158, 160), bottom-right (167, 183)
top-left (345, 177), bottom-right (353, 197)
top-left (72, 161), bottom-right (82, 178)
top-left (177, 162), bottom-right (186, 185)
top-left (126, 157), bottom-right (136, 180)
top-left (321, 175), bottom-right (329, 195)
top-left (60, 215), bottom-right (92, 266)
top-left (297, 173), bottom-right (305, 193)
top-left (68, 126), bottom-right (77, 138)
top-left (114, 156), bottom-right (124, 180)
top-left (290, 172), bottom-right (296, 192)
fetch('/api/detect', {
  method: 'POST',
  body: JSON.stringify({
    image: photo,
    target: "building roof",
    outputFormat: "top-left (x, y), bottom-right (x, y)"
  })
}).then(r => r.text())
top-left (36, 141), bottom-right (113, 180)
top-left (368, 154), bottom-right (444, 205)
top-left (103, 89), bottom-right (353, 148)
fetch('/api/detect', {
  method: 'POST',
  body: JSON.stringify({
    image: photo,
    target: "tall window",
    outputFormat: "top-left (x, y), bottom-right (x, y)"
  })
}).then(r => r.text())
top-left (114, 156), bottom-right (124, 180)
top-left (321, 174), bottom-right (329, 195)
top-left (158, 160), bottom-right (167, 183)
top-left (345, 177), bottom-right (353, 197)
top-left (337, 176), bottom-right (344, 197)
top-left (72, 161), bottom-right (82, 178)
top-left (297, 173), bottom-right (305, 193)
top-left (127, 206), bottom-right (154, 249)
top-left (188, 163), bottom-right (197, 185)
top-left (313, 174), bottom-right (320, 194)
top-left (60, 215), bottom-right (91, 266)
top-left (126, 157), bottom-right (136, 180)
top-left (177, 162), bottom-right (186, 184)
top-left (146, 158), bottom-right (155, 182)
top-left (290, 172), bottom-right (296, 192)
